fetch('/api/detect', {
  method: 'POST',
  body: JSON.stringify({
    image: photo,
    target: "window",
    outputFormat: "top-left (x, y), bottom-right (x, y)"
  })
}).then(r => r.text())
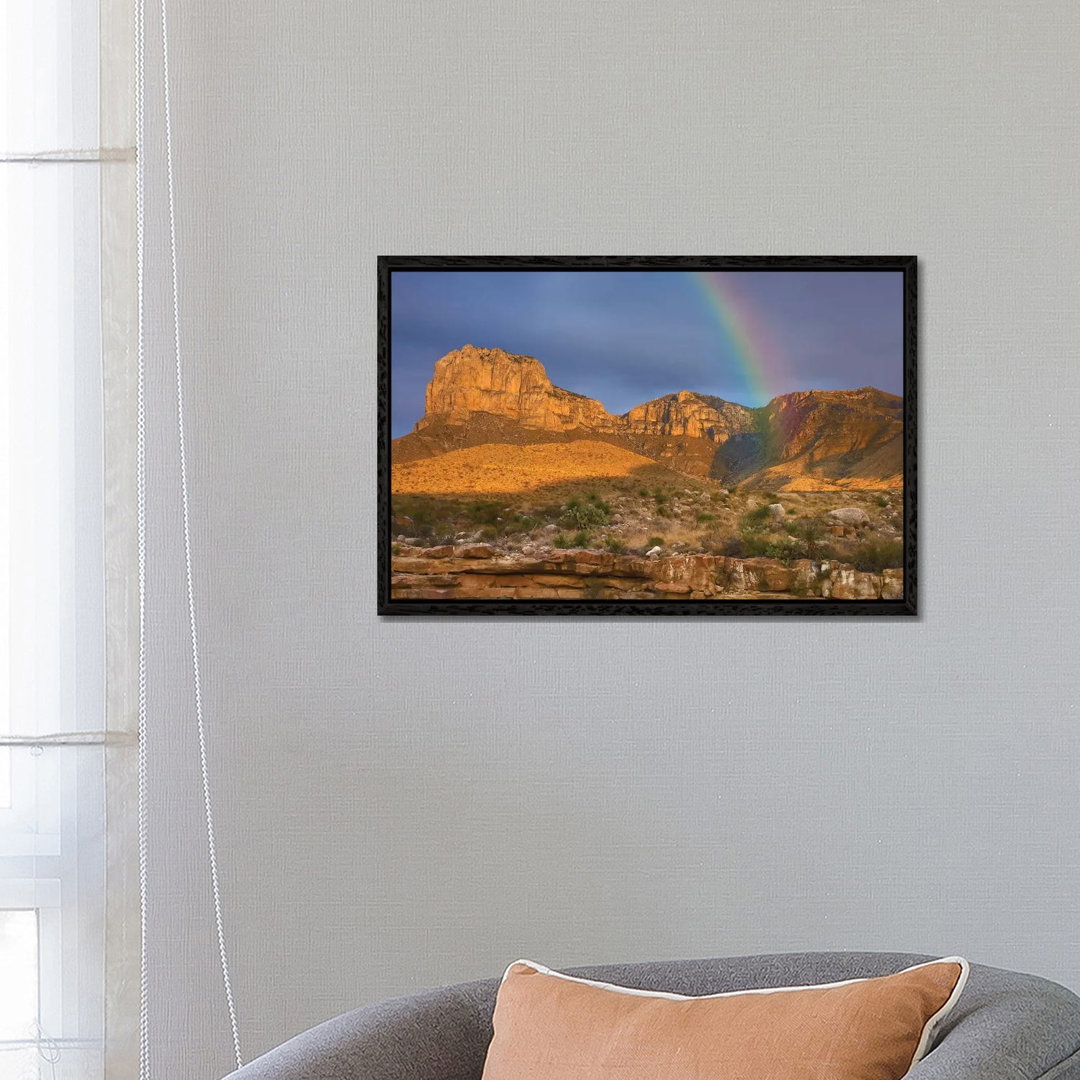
top-left (2, 2), bottom-right (111, 1077)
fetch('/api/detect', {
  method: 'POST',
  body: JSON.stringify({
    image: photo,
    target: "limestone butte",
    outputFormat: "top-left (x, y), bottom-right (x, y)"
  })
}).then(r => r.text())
top-left (394, 345), bottom-right (903, 491)
top-left (420, 346), bottom-right (618, 433)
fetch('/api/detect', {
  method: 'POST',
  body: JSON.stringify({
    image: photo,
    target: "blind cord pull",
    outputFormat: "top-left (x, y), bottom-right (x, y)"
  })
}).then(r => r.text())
top-left (135, 0), bottom-right (244, 1072)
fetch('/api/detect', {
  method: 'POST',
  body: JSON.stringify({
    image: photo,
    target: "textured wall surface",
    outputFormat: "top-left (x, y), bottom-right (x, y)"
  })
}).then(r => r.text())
top-left (138, 2), bottom-right (1080, 1076)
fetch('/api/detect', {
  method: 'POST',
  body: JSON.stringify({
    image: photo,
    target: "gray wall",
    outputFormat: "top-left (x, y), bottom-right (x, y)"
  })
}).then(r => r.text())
top-left (140, 2), bottom-right (1080, 1076)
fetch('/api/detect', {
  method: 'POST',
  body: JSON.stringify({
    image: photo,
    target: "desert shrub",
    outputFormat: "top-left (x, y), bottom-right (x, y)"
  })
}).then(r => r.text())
top-left (585, 492), bottom-right (610, 513)
top-left (786, 517), bottom-right (824, 543)
top-left (784, 518), bottom-right (842, 561)
top-left (479, 525), bottom-right (498, 541)
top-left (466, 501), bottom-right (503, 526)
top-left (697, 526), bottom-right (728, 554)
top-left (391, 543), bottom-right (401, 556)
top-left (710, 491), bottom-right (726, 503)
top-left (647, 536), bottom-right (664, 549)
top-left (410, 512), bottom-right (437, 540)
top-left (876, 494), bottom-right (890, 507)
top-left (848, 538), bottom-right (903, 572)
top-left (721, 536), bottom-right (745, 557)
top-left (653, 490), bottom-right (668, 504)
top-left (604, 535), bottom-right (625, 554)
top-left (553, 533), bottom-right (571, 549)
top-left (656, 506), bottom-right (671, 518)
top-left (696, 512), bottom-right (717, 523)
top-left (512, 514), bottom-right (538, 531)
top-left (563, 500), bottom-right (609, 530)
top-left (638, 488), bottom-right (650, 498)
top-left (742, 504), bottom-right (772, 527)
top-left (571, 530), bottom-right (591, 548)
top-left (735, 531), bottom-right (808, 564)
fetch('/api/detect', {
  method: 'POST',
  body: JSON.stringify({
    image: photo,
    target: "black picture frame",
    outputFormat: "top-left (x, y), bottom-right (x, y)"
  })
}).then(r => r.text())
top-left (378, 255), bottom-right (916, 617)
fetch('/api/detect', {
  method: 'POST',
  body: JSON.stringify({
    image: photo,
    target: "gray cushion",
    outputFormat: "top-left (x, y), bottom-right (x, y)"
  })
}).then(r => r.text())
top-left (223, 952), bottom-right (1080, 1079)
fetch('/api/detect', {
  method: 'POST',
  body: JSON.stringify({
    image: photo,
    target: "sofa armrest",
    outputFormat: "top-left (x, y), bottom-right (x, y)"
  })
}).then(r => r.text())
top-left (909, 967), bottom-right (1080, 1080)
top-left (221, 980), bottom-right (496, 1080)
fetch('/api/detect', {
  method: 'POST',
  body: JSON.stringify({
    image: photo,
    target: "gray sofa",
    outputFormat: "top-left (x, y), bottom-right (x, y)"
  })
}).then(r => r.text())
top-left (224, 952), bottom-right (1080, 1079)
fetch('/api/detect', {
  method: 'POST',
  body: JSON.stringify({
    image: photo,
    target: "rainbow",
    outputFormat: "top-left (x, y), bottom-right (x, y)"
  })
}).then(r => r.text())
top-left (685, 271), bottom-right (789, 407)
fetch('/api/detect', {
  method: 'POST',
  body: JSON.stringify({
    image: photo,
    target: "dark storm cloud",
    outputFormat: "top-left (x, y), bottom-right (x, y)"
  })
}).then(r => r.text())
top-left (389, 270), bottom-right (902, 437)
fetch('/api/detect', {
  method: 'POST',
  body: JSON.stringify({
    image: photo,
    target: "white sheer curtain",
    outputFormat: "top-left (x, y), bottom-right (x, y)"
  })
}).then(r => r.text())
top-left (1, 2), bottom-right (136, 1078)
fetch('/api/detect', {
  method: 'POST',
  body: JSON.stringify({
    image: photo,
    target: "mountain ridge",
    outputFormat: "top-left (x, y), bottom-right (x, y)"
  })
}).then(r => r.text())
top-left (394, 345), bottom-right (903, 491)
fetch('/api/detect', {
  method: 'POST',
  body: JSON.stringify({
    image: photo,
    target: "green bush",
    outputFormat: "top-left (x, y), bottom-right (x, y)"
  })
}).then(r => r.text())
top-left (466, 501), bottom-right (504, 526)
top-left (848, 539), bottom-right (903, 572)
top-left (604, 535), bottom-right (625, 554)
top-left (786, 517), bottom-right (824, 543)
top-left (571, 530), bottom-right (591, 548)
top-left (876, 494), bottom-right (890, 507)
top-left (409, 507), bottom-right (438, 540)
top-left (742, 504), bottom-right (772, 527)
top-left (731, 530), bottom-right (809, 565)
top-left (696, 512), bottom-right (717, 523)
top-left (563, 500), bottom-right (610, 530)
top-left (553, 534), bottom-right (571, 549)
top-left (647, 536), bottom-right (664, 549)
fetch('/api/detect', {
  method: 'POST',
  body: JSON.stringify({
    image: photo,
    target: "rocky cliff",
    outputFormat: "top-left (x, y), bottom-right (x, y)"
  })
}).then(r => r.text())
top-left (395, 345), bottom-right (903, 490)
top-left (390, 542), bottom-right (903, 601)
top-left (623, 390), bottom-right (757, 441)
top-left (420, 346), bottom-right (619, 433)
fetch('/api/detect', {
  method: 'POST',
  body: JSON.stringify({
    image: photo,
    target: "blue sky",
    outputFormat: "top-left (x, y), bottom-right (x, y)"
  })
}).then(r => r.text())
top-left (390, 270), bottom-right (903, 437)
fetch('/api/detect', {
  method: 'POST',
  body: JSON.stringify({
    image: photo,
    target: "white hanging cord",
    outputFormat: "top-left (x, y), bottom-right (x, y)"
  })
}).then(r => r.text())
top-left (158, 0), bottom-right (244, 1068)
top-left (133, 0), bottom-right (151, 1074)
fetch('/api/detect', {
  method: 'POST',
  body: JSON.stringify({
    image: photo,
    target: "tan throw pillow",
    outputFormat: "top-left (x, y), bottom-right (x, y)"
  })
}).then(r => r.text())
top-left (481, 957), bottom-right (968, 1080)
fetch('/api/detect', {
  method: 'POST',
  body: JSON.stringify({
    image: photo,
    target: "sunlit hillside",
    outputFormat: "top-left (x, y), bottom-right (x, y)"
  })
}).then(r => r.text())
top-left (391, 440), bottom-right (658, 495)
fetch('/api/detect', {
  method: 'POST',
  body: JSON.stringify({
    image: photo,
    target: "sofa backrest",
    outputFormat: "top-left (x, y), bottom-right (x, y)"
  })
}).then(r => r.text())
top-left (224, 952), bottom-right (1080, 1080)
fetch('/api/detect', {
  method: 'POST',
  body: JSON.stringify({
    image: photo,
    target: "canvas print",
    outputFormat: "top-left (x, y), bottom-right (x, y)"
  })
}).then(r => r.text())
top-left (378, 257), bottom-right (915, 615)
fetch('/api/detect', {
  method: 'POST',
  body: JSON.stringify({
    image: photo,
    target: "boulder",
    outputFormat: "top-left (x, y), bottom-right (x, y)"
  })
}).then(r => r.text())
top-left (419, 544), bottom-right (456, 558)
top-left (766, 502), bottom-right (786, 522)
top-left (453, 543), bottom-right (497, 558)
top-left (827, 507), bottom-right (870, 528)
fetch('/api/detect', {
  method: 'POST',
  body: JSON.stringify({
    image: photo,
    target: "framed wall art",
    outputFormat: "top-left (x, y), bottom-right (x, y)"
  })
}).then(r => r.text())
top-left (378, 256), bottom-right (916, 616)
